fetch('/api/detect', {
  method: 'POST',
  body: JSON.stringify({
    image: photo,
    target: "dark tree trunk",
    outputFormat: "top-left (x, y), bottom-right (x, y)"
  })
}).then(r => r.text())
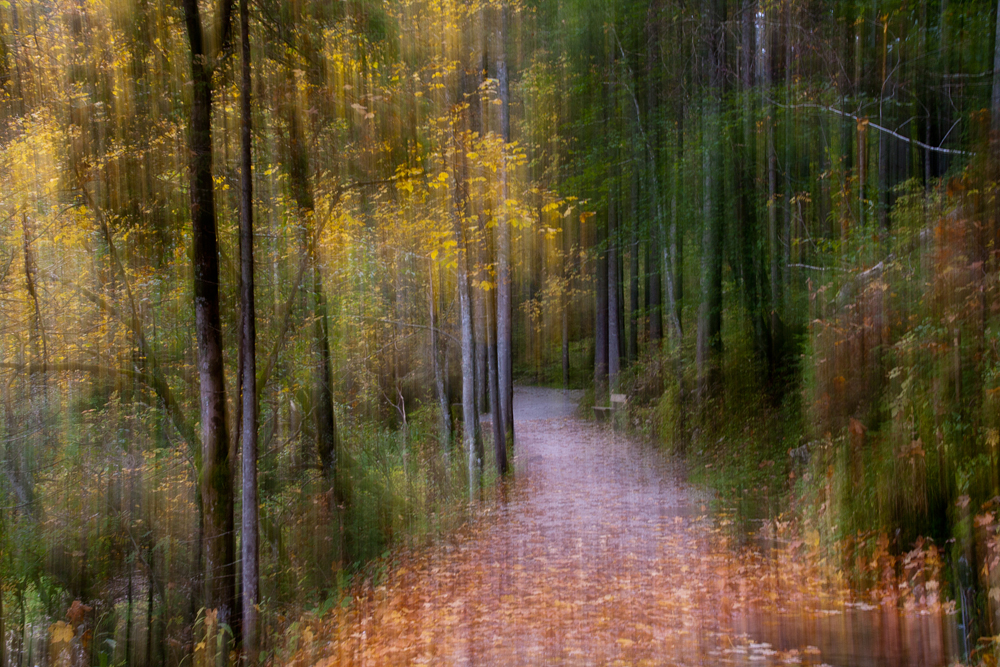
top-left (286, 82), bottom-right (340, 490)
top-left (0, 540), bottom-right (4, 667)
top-left (736, 6), bottom-right (771, 371)
top-left (487, 274), bottom-right (507, 476)
top-left (180, 0), bottom-right (235, 639)
top-left (238, 0), bottom-right (259, 658)
top-left (696, 0), bottom-right (726, 404)
top-left (595, 220), bottom-right (609, 399)
top-left (608, 195), bottom-right (621, 391)
top-left (648, 235), bottom-right (662, 344)
top-left (762, 0), bottom-right (782, 375)
top-left (628, 173), bottom-right (639, 364)
top-left (993, 0), bottom-right (1000, 143)
top-left (665, 103), bottom-right (684, 344)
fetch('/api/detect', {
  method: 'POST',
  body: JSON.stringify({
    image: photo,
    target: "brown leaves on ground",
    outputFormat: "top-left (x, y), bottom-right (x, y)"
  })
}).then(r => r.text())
top-left (280, 400), bottom-right (957, 666)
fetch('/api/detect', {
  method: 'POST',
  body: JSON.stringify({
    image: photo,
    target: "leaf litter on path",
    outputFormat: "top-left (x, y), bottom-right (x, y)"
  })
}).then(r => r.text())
top-left (287, 388), bottom-right (959, 667)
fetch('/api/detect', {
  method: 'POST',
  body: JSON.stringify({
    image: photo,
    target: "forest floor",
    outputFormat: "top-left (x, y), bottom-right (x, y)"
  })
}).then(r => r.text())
top-left (287, 387), bottom-right (961, 666)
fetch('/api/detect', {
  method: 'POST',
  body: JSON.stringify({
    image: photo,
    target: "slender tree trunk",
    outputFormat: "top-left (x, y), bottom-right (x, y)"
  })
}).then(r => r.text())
top-left (457, 245), bottom-right (480, 497)
top-left (696, 0), bottom-right (726, 404)
top-left (628, 172), bottom-right (639, 364)
top-left (939, 0), bottom-right (951, 175)
top-left (595, 220), bottom-right (609, 399)
top-left (757, 0), bottom-right (781, 376)
top-left (562, 200), bottom-right (571, 388)
top-left (878, 14), bottom-right (890, 229)
top-left (648, 235), bottom-right (662, 344)
top-left (126, 558), bottom-right (133, 664)
top-left (452, 140), bottom-right (483, 498)
top-left (180, 0), bottom-right (235, 640)
top-left (238, 0), bottom-right (259, 658)
top-left (608, 195), bottom-right (621, 391)
top-left (429, 262), bottom-right (451, 455)
top-left (496, 3), bottom-right (514, 447)
top-left (993, 0), bottom-right (1000, 143)
top-left (664, 117), bottom-right (683, 343)
top-left (487, 276), bottom-right (507, 476)
top-left (1, 535), bottom-right (4, 667)
top-left (286, 82), bottom-right (340, 491)
top-left (474, 279), bottom-right (487, 414)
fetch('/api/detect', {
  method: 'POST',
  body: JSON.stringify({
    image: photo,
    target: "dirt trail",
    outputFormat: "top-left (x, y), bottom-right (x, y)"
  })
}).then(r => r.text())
top-left (302, 387), bottom-right (958, 667)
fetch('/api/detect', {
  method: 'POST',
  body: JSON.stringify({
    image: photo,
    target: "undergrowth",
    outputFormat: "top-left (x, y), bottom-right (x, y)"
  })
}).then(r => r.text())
top-left (619, 165), bottom-right (1000, 657)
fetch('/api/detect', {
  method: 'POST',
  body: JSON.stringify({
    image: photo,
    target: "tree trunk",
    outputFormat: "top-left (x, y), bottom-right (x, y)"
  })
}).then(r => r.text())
top-left (474, 280), bottom-right (488, 414)
top-left (457, 245), bottom-right (481, 497)
top-left (595, 220), bottom-right (609, 399)
top-left (487, 275), bottom-right (507, 476)
top-left (664, 115), bottom-right (683, 344)
top-left (238, 0), bottom-right (259, 658)
top-left (628, 172), bottom-right (639, 364)
top-left (496, 2), bottom-right (514, 447)
top-left (0, 536), bottom-right (4, 667)
top-left (696, 0), bottom-right (726, 404)
top-left (648, 236), bottom-right (662, 345)
top-left (993, 0), bottom-right (1000, 143)
top-left (452, 141), bottom-right (483, 498)
top-left (286, 79), bottom-right (340, 490)
top-left (180, 0), bottom-right (235, 640)
top-left (429, 261), bottom-right (451, 455)
top-left (562, 197), bottom-right (571, 388)
top-left (762, 0), bottom-right (781, 374)
top-left (608, 193), bottom-right (621, 392)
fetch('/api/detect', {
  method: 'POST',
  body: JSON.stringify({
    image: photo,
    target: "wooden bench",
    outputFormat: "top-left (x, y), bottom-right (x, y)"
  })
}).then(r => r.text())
top-left (593, 406), bottom-right (613, 422)
top-left (593, 394), bottom-right (627, 423)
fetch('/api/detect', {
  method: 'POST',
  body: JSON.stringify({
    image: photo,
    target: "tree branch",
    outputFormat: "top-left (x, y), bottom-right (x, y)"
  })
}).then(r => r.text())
top-left (772, 101), bottom-right (973, 156)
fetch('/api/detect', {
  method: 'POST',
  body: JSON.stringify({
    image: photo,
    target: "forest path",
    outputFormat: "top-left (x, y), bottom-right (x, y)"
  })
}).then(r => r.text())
top-left (302, 387), bottom-right (957, 666)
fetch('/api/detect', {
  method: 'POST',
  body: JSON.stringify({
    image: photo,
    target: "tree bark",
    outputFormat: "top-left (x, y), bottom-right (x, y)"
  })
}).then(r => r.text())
top-left (428, 261), bottom-right (451, 455)
top-left (452, 138), bottom-right (483, 498)
top-left (562, 195), bottom-right (571, 388)
top-left (665, 110), bottom-right (683, 344)
top-left (696, 0), bottom-right (725, 404)
top-left (628, 171), bottom-right (639, 364)
top-left (993, 0), bottom-right (1000, 143)
top-left (238, 0), bottom-right (259, 658)
top-left (595, 220), bottom-right (609, 399)
top-left (608, 195), bottom-right (621, 392)
top-left (496, 2), bottom-right (514, 448)
top-left (180, 0), bottom-right (235, 638)
top-left (457, 237), bottom-right (481, 497)
top-left (761, 0), bottom-right (781, 372)
top-left (487, 272), bottom-right (507, 476)
top-left (647, 237), bottom-right (662, 344)
top-left (286, 79), bottom-right (340, 490)
top-left (474, 278), bottom-right (488, 415)
top-left (0, 560), bottom-right (4, 667)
